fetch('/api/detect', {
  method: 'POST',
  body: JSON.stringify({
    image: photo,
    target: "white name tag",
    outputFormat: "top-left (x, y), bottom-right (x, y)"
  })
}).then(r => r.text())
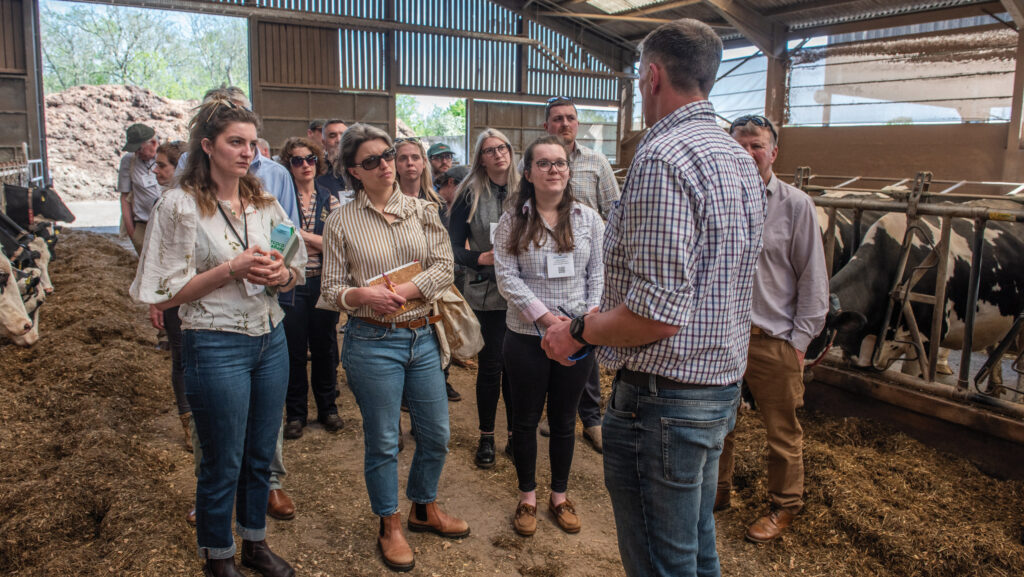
top-left (243, 279), bottom-right (265, 297)
top-left (490, 222), bottom-right (499, 244)
top-left (547, 253), bottom-right (574, 279)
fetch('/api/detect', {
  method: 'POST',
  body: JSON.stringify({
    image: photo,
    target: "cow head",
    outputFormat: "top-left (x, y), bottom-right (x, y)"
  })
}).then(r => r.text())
top-left (806, 294), bottom-right (868, 361)
top-left (35, 186), bottom-right (76, 223)
top-left (0, 255), bottom-right (35, 344)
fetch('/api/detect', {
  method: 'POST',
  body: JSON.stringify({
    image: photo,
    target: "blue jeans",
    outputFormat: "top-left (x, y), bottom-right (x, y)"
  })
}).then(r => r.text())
top-left (341, 317), bottom-right (450, 516)
top-left (183, 324), bottom-right (288, 560)
top-left (602, 376), bottom-right (740, 577)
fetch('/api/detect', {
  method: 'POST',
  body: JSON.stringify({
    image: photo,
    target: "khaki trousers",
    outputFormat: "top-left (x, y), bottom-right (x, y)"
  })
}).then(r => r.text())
top-left (129, 220), bottom-right (148, 255)
top-left (718, 329), bottom-right (805, 513)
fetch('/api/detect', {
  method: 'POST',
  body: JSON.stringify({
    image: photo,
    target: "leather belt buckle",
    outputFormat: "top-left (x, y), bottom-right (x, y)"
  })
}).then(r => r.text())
top-left (408, 317), bottom-right (427, 330)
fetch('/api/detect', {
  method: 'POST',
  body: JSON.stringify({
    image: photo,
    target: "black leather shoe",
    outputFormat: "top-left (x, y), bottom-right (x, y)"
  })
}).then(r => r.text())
top-left (446, 382), bottom-right (462, 402)
top-left (321, 413), bottom-right (344, 433)
top-left (475, 435), bottom-right (495, 469)
top-left (283, 420), bottom-right (303, 440)
top-left (203, 557), bottom-right (245, 577)
top-left (241, 540), bottom-right (295, 577)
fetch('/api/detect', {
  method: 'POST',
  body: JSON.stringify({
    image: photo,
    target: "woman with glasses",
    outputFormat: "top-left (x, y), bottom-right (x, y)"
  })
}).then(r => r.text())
top-left (493, 135), bottom-right (604, 537)
top-left (131, 97), bottom-right (304, 577)
top-left (277, 137), bottom-right (344, 440)
top-left (319, 124), bottom-right (467, 572)
top-left (448, 128), bottom-right (520, 469)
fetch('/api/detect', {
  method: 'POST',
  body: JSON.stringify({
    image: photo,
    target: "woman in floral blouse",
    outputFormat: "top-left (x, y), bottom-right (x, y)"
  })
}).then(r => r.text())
top-left (130, 98), bottom-right (305, 577)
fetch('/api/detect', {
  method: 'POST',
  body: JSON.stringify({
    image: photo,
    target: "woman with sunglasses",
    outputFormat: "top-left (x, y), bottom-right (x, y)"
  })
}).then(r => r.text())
top-left (277, 137), bottom-right (344, 440)
top-left (131, 97), bottom-right (304, 577)
top-left (493, 135), bottom-right (603, 537)
top-left (319, 124), bottom-right (467, 572)
top-left (448, 128), bottom-right (519, 469)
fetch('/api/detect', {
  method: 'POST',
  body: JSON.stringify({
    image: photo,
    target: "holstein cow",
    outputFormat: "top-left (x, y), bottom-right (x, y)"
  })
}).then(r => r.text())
top-left (2, 183), bottom-right (76, 228)
top-left (807, 199), bottom-right (1024, 399)
top-left (0, 252), bottom-right (37, 346)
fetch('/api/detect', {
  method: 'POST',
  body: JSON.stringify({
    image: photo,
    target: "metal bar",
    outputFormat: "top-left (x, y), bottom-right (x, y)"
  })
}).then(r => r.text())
top-left (958, 218), bottom-right (988, 390)
top-left (901, 301), bottom-right (931, 378)
top-left (812, 197), bottom-right (1024, 221)
top-left (852, 208), bottom-right (863, 253)
top-left (834, 176), bottom-right (861, 188)
top-left (928, 216), bottom-right (952, 382)
top-left (940, 180), bottom-right (967, 194)
top-left (823, 207), bottom-right (837, 277)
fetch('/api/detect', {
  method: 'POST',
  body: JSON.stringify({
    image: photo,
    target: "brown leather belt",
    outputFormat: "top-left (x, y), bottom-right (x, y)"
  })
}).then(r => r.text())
top-left (358, 314), bottom-right (442, 330)
top-left (617, 369), bottom-right (709, 391)
top-left (751, 325), bottom-right (765, 335)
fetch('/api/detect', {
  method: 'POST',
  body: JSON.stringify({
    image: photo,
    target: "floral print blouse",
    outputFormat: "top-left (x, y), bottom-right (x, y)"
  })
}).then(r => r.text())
top-left (129, 187), bottom-right (307, 336)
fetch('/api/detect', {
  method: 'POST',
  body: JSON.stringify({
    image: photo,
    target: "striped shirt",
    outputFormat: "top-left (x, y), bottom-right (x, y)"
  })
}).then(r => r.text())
top-left (493, 201), bottom-right (604, 336)
top-left (598, 100), bottom-right (766, 385)
top-left (296, 187), bottom-right (341, 275)
top-left (319, 187), bottom-right (454, 323)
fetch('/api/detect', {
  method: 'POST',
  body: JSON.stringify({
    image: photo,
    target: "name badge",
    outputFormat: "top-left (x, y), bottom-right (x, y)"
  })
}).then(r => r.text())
top-left (547, 253), bottom-right (574, 279)
top-left (490, 222), bottom-right (499, 244)
top-left (242, 279), bottom-right (265, 297)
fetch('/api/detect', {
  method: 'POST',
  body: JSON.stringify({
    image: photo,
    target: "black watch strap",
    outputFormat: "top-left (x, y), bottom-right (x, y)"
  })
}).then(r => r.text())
top-left (570, 315), bottom-right (590, 346)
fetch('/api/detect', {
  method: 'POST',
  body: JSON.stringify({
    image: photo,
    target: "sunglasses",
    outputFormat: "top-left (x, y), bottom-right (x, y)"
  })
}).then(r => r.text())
top-left (545, 96), bottom-right (574, 114)
top-left (289, 154), bottom-right (317, 168)
top-left (431, 152), bottom-right (455, 161)
top-left (356, 147), bottom-right (396, 170)
top-left (730, 115), bottom-right (778, 142)
top-left (394, 137), bottom-right (419, 146)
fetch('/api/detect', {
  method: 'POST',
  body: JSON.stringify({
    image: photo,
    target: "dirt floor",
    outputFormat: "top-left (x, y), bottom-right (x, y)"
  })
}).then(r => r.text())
top-left (2, 230), bottom-right (1023, 577)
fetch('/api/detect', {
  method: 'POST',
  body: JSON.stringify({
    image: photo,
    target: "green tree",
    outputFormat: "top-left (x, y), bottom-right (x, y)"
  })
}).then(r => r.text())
top-left (396, 94), bottom-right (425, 134)
top-left (421, 100), bottom-right (466, 136)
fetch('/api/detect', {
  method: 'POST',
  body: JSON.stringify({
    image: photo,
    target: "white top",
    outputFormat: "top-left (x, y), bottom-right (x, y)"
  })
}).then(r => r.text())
top-left (129, 187), bottom-right (307, 336)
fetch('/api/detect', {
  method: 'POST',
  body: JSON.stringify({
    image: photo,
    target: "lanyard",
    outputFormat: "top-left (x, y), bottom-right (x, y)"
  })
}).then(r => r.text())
top-left (217, 202), bottom-right (248, 250)
top-left (295, 188), bottom-right (313, 231)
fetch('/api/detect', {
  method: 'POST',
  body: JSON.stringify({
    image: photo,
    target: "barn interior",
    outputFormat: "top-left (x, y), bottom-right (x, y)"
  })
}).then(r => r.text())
top-left (1, 1), bottom-right (1024, 576)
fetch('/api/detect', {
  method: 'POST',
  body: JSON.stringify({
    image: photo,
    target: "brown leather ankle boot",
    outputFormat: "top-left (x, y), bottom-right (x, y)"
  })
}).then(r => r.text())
top-left (407, 501), bottom-right (470, 538)
top-left (203, 557), bottom-right (244, 577)
top-left (378, 512), bottom-right (414, 572)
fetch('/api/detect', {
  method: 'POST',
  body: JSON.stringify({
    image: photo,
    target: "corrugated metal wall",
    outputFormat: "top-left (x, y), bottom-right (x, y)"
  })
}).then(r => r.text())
top-left (0, 0), bottom-right (37, 165)
top-left (257, 22), bottom-right (340, 88)
top-left (0, 0), bottom-right (25, 73)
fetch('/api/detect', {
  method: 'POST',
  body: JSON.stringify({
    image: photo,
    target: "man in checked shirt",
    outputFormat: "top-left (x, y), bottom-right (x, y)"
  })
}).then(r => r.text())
top-left (543, 19), bottom-right (766, 577)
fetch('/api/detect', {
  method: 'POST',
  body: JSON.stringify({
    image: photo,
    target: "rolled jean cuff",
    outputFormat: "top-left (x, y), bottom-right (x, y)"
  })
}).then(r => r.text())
top-left (199, 543), bottom-right (236, 560)
top-left (236, 522), bottom-right (266, 542)
top-left (269, 473), bottom-right (282, 491)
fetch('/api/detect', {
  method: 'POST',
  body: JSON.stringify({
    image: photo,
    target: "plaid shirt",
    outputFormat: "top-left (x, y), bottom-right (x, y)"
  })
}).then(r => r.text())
top-left (494, 201), bottom-right (604, 336)
top-left (569, 144), bottom-right (620, 220)
top-left (598, 100), bottom-right (766, 385)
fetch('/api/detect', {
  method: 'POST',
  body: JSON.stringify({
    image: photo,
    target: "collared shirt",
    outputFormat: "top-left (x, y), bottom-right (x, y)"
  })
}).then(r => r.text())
top-left (296, 183), bottom-right (342, 275)
top-left (319, 188), bottom-right (454, 323)
top-left (316, 161), bottom-right (356, 204)
top-left (599, 100), bottom-right (766, 385)
top-left (117, 152), bottom-right (161, 223)
top-left (129, 187), bottom-right (308, 336)
top-left (493, 201), bottom-right (604, 336)
top-left (175, 150), bottom-right (301, 225)
top-left (752, 174), bottom-right (829, 352)
top-left (569, 143), bottom-right (620, 220)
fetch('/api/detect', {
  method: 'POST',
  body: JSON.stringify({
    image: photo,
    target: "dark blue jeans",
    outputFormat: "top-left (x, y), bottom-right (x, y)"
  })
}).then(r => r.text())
top-left (282, 275), bottom-right (340, 424)
top-left (183, 324), bottom-right (288, 560)
top-left (603, 376), bottom-right (740, 577)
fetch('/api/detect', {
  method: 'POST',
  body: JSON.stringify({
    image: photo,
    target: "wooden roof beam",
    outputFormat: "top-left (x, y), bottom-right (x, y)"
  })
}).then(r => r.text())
top-left (622, 0), bottom-right (704, 16)
top-left (703, 0), bottom-right (785, 57)
top-left (1001, 0), bottom-right (1024, 27)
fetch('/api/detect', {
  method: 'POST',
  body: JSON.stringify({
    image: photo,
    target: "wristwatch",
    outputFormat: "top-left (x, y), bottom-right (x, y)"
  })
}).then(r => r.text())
top-left (569, 314), bottom-right (590, 346)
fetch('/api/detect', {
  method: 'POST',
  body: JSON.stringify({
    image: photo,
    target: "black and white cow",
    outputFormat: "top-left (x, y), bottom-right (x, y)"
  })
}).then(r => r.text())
top-left (807, 199), bottom-right (1024, 399)
top-left (815, 190), bottom-right (890, 272)
top-left (2, 183), bottom-right (76, 228)
top-left (0, 252), bottom-right (38, 346)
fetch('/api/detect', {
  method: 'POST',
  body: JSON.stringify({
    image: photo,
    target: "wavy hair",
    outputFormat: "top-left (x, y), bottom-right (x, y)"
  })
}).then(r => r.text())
top-left (338, 123), bottom-right (394, 194)
top-left (278, 136), bottom-right (328, 177)
top-left (505, 135), bottom-right (575, 256)
top-left (454, 128), bottom-right (519, 222)
top-left (179, 97), bottom-right (274, 217)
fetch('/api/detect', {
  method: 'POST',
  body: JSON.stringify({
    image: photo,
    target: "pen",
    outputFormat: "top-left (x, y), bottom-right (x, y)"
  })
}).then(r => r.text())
top-left (381, 272), bottom-right (406, 311)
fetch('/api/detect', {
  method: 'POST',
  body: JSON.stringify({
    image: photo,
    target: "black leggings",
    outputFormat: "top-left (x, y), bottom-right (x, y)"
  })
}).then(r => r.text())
top-left (474, 309), bottom-right (511, 434)
top-left (503, 330), bottom-right (593, 493)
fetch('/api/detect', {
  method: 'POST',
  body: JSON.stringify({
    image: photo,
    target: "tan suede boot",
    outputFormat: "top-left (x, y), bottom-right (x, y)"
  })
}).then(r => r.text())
top-left (180, 413), bottom-right (193, 453)
top-left (407, 501), bottom-right (471, 538)
top-left (378, 513), bottom-right (414, 572)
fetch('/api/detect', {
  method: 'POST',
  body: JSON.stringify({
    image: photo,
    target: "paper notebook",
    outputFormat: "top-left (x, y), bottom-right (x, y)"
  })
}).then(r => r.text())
top-left (366, 261), bottom-right (425, 318)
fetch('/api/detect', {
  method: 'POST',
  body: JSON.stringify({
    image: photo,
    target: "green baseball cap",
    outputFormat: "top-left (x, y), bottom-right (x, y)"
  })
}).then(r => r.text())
top-left (427, 142), bottom-right (453, 158)
top-left (122, 123), bottom-right (156, 152)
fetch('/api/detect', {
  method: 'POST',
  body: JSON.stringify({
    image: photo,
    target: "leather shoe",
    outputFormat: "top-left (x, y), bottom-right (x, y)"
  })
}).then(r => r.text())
top-left (548, 497), bottom-right (581, 534)
top-left (203, 557), bottom-right (245, 577)
top-left (452, 357), bottom-right (477, 369)
top-left (745, 508), bottom-right (796, 543)
top-left (378, 512), bottom-right (414, 572)
top-left (714, 487), bottom-right (731, 512)
top-left (512, 502), bottom-right (537, 536)
top-left (241, 539), bottom-right (295, 577)
top-left (186, 507), bottom-right (197, 525)
top-left (282, 420), bottom-right (303, 440)
top-left (267, 489), bottom-right (295, 520)
top-left (474, 435), bottom-right (495, 469)
top-left (538, 418), bottom-right (551, 437)
top-left (408, 501), bottom-right (471, 538)
top-left (446, 382), bottom-right (462, 402)
top-left (582, 426), bottom-right (603, 454)
top-left (321, 413), bottom-right (344, 433)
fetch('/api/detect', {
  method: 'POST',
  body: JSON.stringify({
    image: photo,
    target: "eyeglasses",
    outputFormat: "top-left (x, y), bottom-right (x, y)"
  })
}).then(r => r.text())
top-left (730, 115), bottom-right (778, 142)
top-left (356, 147), bottom-right (396, 170)
top-left (533, 159), bottom-right (569, 172)
top-left (289, 154), bottom-right (317, 168)
top-left (481, 144), bottom-right (511, 158)
top-left (431, 152), bottom-right (455, 161)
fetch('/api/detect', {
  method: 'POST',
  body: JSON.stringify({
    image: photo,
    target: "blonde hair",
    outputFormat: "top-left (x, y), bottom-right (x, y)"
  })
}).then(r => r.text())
top-left (454, 128), bottom-right (519, 222)
top-left (395, 139), bottom-right (441, 204)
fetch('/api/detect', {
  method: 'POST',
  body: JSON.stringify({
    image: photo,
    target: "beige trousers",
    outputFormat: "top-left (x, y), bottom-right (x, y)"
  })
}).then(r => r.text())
top-left (718, 328), bottom-right (805, 513)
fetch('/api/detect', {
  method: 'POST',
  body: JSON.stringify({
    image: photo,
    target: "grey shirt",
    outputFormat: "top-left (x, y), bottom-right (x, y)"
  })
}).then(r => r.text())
top-left (751, 174), bottom-right (829, 352)
top-left (117, 153), bottom-right (161, 223)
